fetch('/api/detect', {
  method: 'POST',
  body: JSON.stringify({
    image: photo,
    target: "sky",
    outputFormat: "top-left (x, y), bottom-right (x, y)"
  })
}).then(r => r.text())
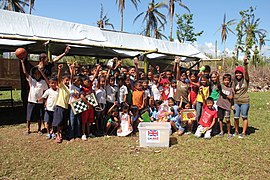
top-left (31, 0), bottom-right (270, 57)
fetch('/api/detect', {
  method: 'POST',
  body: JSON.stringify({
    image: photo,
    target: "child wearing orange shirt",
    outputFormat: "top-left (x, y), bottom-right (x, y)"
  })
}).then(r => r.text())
top-left (132, 81), bottom-right (145, 110)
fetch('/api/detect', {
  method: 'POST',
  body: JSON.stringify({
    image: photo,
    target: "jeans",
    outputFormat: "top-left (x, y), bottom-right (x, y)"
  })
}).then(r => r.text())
top-left (234, 103), bottom-right (250, 119)
top-left (69, 110), bottom-right (81, 138)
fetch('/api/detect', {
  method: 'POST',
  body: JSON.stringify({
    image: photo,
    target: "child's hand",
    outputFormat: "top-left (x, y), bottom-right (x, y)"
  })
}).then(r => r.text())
top-left (231, 106), bottom-right (235, 110)
top-left (58, 64), bottom-right (63, 70)
top-left (114, 101), bottom-right (118, 106)
top-left (134, 57), bottom-right (138, 66)
top-left (174, 56), bottom-right (181, 63)
top-left (64, 45), bottom-right (71, 54)
top-left (199, 86), bottom-right (203, 93)
top-left (227, 95), bottom-right (233, 100)
top-left (155, 65), bottom-right (160, 72)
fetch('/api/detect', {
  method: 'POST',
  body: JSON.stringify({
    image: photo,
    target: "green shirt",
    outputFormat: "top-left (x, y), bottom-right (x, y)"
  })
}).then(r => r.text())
top-left (210, 84), bottom-right (220, 101)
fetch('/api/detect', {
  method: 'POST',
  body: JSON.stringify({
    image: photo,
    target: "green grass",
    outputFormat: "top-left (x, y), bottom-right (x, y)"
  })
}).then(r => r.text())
top-left (0, 90), bottom-right (22, 103)
top-left (1, 92), bottom-right (270, 179)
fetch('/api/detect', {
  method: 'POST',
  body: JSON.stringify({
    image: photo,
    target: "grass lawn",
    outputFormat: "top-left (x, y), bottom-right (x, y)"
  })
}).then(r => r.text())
top-left (1, 92), bottom-right (270, 179)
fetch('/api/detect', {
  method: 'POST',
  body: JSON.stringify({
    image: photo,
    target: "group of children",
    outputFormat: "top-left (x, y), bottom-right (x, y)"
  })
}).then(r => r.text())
top-left (21, 48), bottom-right (250, 143)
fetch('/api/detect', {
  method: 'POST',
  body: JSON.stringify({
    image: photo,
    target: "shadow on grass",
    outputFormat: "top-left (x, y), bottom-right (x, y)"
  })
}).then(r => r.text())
top-left (170, 137), bottom-right (178, 147)
top-left (0, 106), bottom-right (26, 126)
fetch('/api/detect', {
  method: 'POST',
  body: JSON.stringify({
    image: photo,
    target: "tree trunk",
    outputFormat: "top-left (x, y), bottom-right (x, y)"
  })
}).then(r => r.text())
top-left (120, 10), bottom-right (124, 32)
top-left (169, 16), bottom-right (173, 41)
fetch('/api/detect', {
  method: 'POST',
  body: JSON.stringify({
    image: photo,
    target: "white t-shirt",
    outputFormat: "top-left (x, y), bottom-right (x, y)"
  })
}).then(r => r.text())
top-left (96, 87), bottom-right (106, 104)
top-left (42, 88), bottom-right (59, 111)
top-left (28, 76), bottom-right (48, 104)
top-left (106, 84), bottom-right (118, 103)
top-left (118, 85), bottom-right (128, 103)
top-left (151, 84), bottom-right (161, 101)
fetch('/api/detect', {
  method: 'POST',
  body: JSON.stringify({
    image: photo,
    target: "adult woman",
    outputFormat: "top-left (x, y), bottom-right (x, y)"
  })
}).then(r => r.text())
top-left (233, 56), bottom-right (249, 138)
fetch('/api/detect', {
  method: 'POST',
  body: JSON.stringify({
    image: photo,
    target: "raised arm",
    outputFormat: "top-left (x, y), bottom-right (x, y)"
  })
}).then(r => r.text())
top-left (243, 56), bottom-right (249, 82)
top-left (53, 46), bottom-right (70, 63)
top-left (57, 64), bottom-right (63, 84)
top-left (174, 56), bottom-right (181, 80)
top-left (38, 65), bottom-right (50, 85)
top-left (134, 57), bottom-right (139, 80)
top-left (20, 59), bottom-right (29, 79)
top-left (69, 62), bottom-right (75, 83)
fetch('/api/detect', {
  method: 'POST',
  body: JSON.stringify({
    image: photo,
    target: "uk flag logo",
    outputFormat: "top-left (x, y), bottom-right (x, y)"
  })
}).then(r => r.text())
top-left (147, 130), bottom-right (160, 143)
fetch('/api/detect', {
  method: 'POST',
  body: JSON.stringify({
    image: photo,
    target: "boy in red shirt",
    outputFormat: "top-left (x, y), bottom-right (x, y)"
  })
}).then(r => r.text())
top-left (195, 89), bottom-right (217, 139)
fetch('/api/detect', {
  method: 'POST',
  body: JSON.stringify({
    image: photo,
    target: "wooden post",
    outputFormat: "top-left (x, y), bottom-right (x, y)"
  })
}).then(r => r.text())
top-left (144, 56), bottom-right (149, 74)
top-left (46, 43), bottom-right (52, 62)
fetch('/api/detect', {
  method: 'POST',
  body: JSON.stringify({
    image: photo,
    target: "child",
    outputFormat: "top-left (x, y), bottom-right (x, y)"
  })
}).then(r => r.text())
top-left (188, 71), bottom-right (199, 109)
top-left (209, 71), bottom-right (220, 110)
top-left (81, 76), bottom-right (95, 140)
top-left (95, 75), bottom-right (107, 135)
top-left (178, 102), bottom-right (194, 135)
top-left (167, 97), bottom-right (182, 135)
top-left (106, 75), bottom-right (118, 112)
top-left (175, 70), bottom-right (189, 108)
top-left (232, 56), bottom-right (250, 138)
top-left (196, 75), bottom-right (210, 123)
top-left (117, 103), bottom-right (133, 136)
top-left (125, 75), bottom-right (133, 105)
top-left (217, 74), bottom-right (234, 139)
top-left (132, 81), bottom-right (145, 111)
top-left (142, 79), bottom-right (152, 107)
top-left (130, 105), bottom-right (142, 132)
top-left (195, 95), bottom-right (217, 139)
top-left (160, 78), bottom-right (170, 103)
top-left (52, 64), bottom-right (71, 143)
top-left (117, 75), bottom-right (128, 104)
top-left (151, 74), bottom-right (161, 101)
top-left (39, 76), bottom-right (59, 140)
top-left (105, 102), bottom-right (120, 135)
top-left (69, 70), bottom-right (83, 141)
top-left (20, 58), bottom-right (48, 134)
top-left (168, 79), bottom-right (177, 99)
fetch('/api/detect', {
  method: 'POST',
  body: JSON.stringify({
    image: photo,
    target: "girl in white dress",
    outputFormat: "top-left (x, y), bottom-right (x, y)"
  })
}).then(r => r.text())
top-left (117, 103), bottom-right (133, 136)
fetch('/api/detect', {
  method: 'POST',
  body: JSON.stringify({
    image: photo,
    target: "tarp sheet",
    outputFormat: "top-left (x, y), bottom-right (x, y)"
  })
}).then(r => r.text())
top-left (0, 9), bottom-right (209, 60)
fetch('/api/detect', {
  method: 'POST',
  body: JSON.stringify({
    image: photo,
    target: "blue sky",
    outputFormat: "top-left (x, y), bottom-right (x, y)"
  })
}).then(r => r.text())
top-left (32, 0), bottom-right (270, 57)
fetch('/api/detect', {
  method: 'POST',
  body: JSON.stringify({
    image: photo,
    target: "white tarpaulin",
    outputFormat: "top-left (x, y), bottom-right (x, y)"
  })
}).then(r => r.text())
top-left (0, 9), bottom-right (209, 60)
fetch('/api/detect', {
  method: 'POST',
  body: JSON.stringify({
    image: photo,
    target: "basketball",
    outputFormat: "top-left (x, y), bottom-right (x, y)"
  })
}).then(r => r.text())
top-left (15, 48), bottom-right (27, 59)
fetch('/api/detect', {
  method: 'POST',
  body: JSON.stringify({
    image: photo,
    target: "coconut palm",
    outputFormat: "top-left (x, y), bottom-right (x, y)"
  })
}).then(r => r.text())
top-left (0, 0), bottom-right (29, 13)
top-left (168, 0), bottom-right (190, 41)
top-left (217, 14), bottom-right (236, 66)
top-left (28, 0), bottom-right (34, 14)
top-left (134, 0), bottom-right (167, 38)
top-left (97, 4), bottom-right (114, 29)
top-left (116, 0), bottom-right (141, 32)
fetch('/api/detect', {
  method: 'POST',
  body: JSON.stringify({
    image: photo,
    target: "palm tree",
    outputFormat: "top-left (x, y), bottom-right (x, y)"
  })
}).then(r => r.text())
top-left (116, 0), bottom-right (141, 32)
top-left (258, 33), bottom-right (269, 55)
top-left (134, 0), bottom-right (167, 38)
top-left (97, 4), bottom-right (114, 29)
top-left (28, 0), bottom-right (34, 14)
top-left (168, 0), bottom-right (190, 41)
top-left (217, 14), bottom-right (236, 67)
top-left (0, 0), bottom-right (29, 13)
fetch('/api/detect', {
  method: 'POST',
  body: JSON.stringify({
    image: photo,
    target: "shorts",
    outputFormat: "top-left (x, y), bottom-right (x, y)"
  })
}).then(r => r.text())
top-left (52, 106), bottom-right (68, 127)
top-left (44, 110), bottom-right (54, 124)
top-left (81, 107), bottom-right (94, 123)
top-left (26, 102), bottom-right (44, 122)
top-left (234, 103), bottom-right (250, 119)
top-left (218, 107), bottom-right (230, 120)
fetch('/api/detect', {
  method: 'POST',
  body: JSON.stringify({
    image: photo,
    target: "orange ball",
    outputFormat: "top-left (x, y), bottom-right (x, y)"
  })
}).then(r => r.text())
top-left (15, 48), bottom-right (27, 59)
